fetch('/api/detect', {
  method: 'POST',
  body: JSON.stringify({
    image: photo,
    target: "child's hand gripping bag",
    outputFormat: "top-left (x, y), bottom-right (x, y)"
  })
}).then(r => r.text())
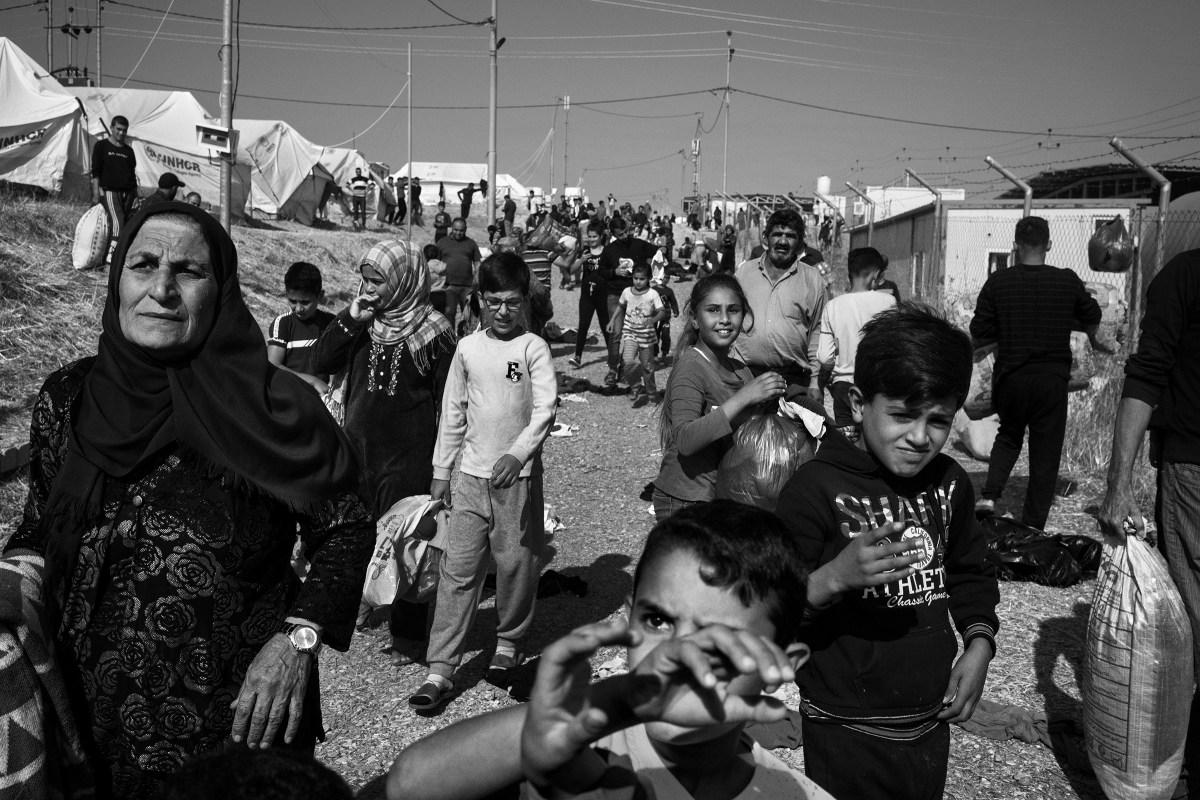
top-left (715, 396), bottom-right (825, 512)
top-left (1083, 533), bottom-right (1193, 800)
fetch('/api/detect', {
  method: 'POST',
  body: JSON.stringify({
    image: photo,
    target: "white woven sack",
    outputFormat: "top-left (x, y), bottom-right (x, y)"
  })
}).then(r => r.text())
top-left (1084, 536), bottom-right (1193, 800)
top-left (72, 203), bottom-right (110, 271)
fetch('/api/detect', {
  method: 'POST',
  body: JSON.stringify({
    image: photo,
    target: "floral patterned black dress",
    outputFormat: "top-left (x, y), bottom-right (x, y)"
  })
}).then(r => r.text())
top-left (6, 359), bottom-right (374, 799)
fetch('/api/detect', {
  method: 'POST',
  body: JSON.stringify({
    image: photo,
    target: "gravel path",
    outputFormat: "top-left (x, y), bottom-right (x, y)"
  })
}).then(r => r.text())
top-left (319, 276), bottom-right (1108, 800)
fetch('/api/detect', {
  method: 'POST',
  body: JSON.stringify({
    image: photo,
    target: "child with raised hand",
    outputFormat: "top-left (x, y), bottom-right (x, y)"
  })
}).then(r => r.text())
top-left (776, 303), bottom-right (1000, 800)
top-left (385, 501), bottom-right (833, 800)
top-left (651, 274), bottom-right (786, 521)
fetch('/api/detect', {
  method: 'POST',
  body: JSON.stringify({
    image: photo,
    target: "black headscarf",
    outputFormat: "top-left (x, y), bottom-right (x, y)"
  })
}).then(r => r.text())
top-left (43, 201), bottom-right (360, 579)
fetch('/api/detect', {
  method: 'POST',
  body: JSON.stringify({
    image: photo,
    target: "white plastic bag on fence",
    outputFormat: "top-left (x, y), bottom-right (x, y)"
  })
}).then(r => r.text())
top-left (361, 495), bottom-right (446, 608)
top-left (1083, 535), bottom-right (1193, 800)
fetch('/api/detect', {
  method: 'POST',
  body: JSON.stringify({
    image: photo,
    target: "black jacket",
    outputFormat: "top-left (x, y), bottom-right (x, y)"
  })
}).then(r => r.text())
top-left (776, 430), bottom-right (999, 725)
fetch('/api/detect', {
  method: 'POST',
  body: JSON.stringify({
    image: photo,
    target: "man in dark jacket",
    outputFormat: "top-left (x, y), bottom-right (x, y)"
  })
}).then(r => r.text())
top-left (597, 215), bottom-right (657, 386)
top-left (969, 216), bottom-right (1113, 529)
top-left (1101, 248), bottom-right (1200, 797)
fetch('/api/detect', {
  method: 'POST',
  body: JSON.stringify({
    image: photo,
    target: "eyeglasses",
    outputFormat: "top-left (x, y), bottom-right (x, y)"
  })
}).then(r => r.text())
top-left (483, 298), bottom-right (523, 313)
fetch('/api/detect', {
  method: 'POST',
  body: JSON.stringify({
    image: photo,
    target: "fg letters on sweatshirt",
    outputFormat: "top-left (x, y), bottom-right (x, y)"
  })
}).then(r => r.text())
top-left (432, 329), bottom-right (558, 481)
top-left (775, 431), bottom-right (999, 727)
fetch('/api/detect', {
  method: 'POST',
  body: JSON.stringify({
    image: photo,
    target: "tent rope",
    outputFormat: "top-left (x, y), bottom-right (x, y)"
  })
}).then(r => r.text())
top-left (326, 80), bottom-right (409, 148)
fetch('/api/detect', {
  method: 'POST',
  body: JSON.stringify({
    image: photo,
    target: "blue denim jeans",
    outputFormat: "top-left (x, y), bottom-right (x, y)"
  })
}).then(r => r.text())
top-left (651, 486), bottom-right (699, 523)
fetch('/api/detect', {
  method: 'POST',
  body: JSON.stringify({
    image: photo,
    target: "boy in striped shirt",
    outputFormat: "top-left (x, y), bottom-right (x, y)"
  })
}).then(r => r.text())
top-left (267, 261), bottom-right (335, 394)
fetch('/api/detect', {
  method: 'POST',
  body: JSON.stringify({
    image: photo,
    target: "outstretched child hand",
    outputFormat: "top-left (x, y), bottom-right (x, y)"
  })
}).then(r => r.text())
top-left (624, 623), bottom-right (798, 729)
top-left (807, 522), bottom-right (923, 608)
top-left (937, 638), bottom-right (992, 723)
top-left (521, 620), bottom-right (637, 792)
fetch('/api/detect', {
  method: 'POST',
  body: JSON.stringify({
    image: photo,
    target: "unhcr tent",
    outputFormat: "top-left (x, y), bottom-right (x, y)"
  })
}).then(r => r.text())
top-left (69, 86), bottom-right (250, 217)
top-left (0, 37), bottom-right (89, 197)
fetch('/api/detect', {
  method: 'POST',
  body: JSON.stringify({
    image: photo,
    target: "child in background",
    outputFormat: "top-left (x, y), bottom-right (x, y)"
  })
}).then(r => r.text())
top-left (815, 246), bottom-right (896, 429)
top-left (650, 255), bottom-right (680, 361)
top-left (410, 252), bottom-right (558, 710)
top-left (385, 500), bottom-right (833, 800)
top-left (267, 261), bottom-right (336, 394)
top-left (608, 262), bottom-right (668, 408)
top-left (568, 221), bottom-right (610, 370)
top-left (776, 304), bottom-right (1000, 800)
top-left (423, 243), bottom-right (448, 316)
top-left (651, 274), bottom-right (786, 521)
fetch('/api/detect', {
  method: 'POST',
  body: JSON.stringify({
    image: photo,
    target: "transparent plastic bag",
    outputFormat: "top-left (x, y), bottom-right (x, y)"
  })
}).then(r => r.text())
top-left (1084, 535), bottom-right (1193, 800)
top-left (715, 403), bottom-right (820, 512)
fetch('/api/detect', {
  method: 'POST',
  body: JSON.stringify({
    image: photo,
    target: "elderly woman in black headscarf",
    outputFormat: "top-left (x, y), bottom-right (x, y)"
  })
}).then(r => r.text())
top-left (4, 202), bottom-right (373, 799)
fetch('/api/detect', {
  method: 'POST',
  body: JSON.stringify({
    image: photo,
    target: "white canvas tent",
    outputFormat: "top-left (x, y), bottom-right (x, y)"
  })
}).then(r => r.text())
top-left (236, 118), bottom-right (326, 223)
top-left (392, 162), bottom-right (527, 210)
top-left (236, 120), bottom-right (375, 225)
top-left (0, 37), bottom-right (89, 197)
top-left (69, 86), bottom-right (250, 217)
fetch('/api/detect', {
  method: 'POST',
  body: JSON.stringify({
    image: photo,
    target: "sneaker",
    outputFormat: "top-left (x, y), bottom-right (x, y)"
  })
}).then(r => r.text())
top-left (567, 356), bottom-right (582, 369)
top-left (975, 498), bottom-right (996, 518)
top-left (604, 370), bottom-right (618, 387)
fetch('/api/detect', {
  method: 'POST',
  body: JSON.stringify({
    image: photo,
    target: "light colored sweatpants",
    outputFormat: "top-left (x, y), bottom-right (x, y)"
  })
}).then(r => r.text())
top-left (427, 473), bottom-right (545, 678)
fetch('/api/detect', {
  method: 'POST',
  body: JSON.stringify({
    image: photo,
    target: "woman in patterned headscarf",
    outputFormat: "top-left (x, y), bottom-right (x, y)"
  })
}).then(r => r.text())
top-left (311, 240), bottom-right (455, 666)
top-left (5, 202), bottom-right (373, 799)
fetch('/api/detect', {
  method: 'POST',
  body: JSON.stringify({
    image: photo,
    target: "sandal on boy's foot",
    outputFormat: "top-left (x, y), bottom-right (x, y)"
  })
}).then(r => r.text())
top-left (485, 652), bottom-right (525, 688)
top-left (604, 370), bottom-right (618, 387)
top-left (408, 677), bottom-right (453, 710)
top-left (567, 356), bottom-right (582, 369)
top-left (632, 391), bottom-right (649, 409)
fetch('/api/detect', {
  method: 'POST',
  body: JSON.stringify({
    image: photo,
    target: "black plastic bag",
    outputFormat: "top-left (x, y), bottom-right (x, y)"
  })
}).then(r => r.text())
top-left (980, 517), bottom-right (1100, 588)
top-left (1087, 216), bottom-right (1134, 273)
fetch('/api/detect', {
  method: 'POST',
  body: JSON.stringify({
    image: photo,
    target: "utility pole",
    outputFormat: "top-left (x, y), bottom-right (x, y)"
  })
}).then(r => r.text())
top-left (549, 103), bottom-right (555, 197)
top-left (219, 0), bottom-right (233, 231)
top-left (96, 0), bottom-right (103, 86)
top-left (406, 43), bottom-right (412, 246)
top-left (562, 95), bottom-right (569, 197)
top-left (486, 0), bottom-right (498, 229)
top-left (721, 31), bottom-right (732, 229)
top-left (43, 0), bottom-right (52, 73)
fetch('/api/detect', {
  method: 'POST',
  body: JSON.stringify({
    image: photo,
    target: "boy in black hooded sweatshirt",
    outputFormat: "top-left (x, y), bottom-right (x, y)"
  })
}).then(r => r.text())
top-left (776, 303), bottom-right (1000, 800)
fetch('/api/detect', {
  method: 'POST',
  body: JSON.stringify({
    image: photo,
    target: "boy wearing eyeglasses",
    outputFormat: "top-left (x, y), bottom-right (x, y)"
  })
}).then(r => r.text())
top-left (411, 252), bottom-right (559, 710)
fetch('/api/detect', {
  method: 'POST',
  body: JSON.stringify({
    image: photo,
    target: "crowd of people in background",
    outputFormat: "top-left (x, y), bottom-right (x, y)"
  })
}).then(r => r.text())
top-left (13, 134), bottom-right (1196, 800)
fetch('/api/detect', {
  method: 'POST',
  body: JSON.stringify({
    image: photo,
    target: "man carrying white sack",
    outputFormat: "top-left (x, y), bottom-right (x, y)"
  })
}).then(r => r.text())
top-left (1101, 248), bottom-right (1200, 797)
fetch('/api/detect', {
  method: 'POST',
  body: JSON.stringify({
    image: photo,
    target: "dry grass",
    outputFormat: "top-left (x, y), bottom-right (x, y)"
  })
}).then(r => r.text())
top-left (0, 196), bottom-right (1149, 799)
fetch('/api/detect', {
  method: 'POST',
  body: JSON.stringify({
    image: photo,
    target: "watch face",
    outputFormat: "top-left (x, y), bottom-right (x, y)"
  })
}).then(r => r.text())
top-left (291, 626), bottom-right (320, 651)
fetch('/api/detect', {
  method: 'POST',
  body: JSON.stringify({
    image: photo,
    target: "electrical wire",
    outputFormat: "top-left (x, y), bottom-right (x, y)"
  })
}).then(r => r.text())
top-left (104, 0), bottom-right (479, 30)
top-left (105, 75), bottom-right (722, 110)
top-left (582, 150), bottom-right (684, 173)
top-left (0, 1), bottom-right (39, 11)
top-left (325, 80), bottom-right (408, 147)
top-left (424, 0), bottom-right (488, 26)
top-left (733, 87), bottom-right (1200, 140)
top-left (575, 105), bottom-right (700, 120)
top-left (116, 0), bottom-right (175, 90)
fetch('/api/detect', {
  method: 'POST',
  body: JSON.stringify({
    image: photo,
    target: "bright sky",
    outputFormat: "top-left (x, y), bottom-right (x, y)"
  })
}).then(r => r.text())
top-left (6, 0), bottom-right (1200, 206)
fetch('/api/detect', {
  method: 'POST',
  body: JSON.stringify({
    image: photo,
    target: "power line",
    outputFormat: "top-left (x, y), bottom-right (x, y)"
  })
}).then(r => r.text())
top-left (582, 150), bottom-right (684, 173)
top-left (424, 0), bottom-right (489, 26)
top-left (104, 0), bottom-right (479, 30)
top-left (107, 75), bottom-right (722, 110)
top-left (575, 104), bottom-right (700, 120)
top-left (117, 0), bottom-right (175, 90)
top-left (733, 87), bottom-right (1200, 140)
top-left (0, 1), bottom-right (38, 12)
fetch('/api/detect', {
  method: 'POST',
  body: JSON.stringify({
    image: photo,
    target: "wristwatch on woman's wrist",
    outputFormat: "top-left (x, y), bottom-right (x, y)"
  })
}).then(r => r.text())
top-left (282, 622), bottom-right (322, 656)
